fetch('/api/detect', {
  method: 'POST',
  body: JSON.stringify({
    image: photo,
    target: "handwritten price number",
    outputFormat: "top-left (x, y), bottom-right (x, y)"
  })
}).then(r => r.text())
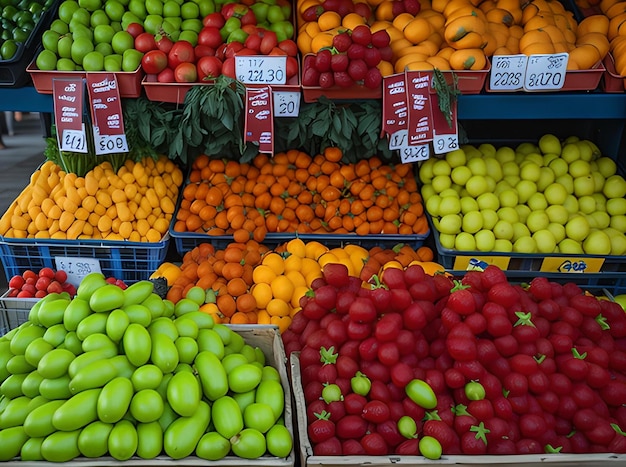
top-left (524, 53), bottom-right (567, 91)
top-left (273, 91), bottom-right (300, 117)
top-left (388, 129), bottom-right (408, 150)
top-left (490, 55), bottom-right (527, 90)
top-left (236, 56), bottom-right (287, 85)
top-left (433, 134), bottom-right (459, 154)
top-left (399, 144), bottom-right (429, 163)
top-left (96, 134), bottom-right (129, 155)
top-left (61, 129), bottom-right (87, 153)
top-left (55, 256), bottom-right (102, 288)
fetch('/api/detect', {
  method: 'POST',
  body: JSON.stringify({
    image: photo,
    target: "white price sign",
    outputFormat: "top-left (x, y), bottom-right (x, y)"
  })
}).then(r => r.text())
top-left (391, 130), bottom-right (430, 162)
top-left (236, 56), bottom-right (287, 85)
top-left (54, 256), bottom-right (102, 288)
top-left (273, 91), bottom-right (300, 117)
top-left (60, 127), bottom-right (88, 153)
top-left (489, 54), bottom-right (527, 91)
top-left (95, 133), bottom-right (129, 155)
top-left (432, 133), bottom-right (459, 154)
top-left (524, 53), bottom-right (568, 91)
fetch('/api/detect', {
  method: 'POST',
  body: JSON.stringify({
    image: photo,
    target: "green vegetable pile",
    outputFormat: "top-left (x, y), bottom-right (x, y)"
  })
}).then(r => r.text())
top-left (0, 273), bottom-right (292, 462)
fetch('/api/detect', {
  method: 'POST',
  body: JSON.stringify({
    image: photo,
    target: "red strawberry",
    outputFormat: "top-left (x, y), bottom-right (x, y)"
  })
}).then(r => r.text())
top-left (332, 32), bottom-right (352, 52)
top-left (364, 67), bottom-right (382, 89)
top-left (308, 411), bottom-right (336, 443)
top-left (350, 24), bottom-right (372, 46)
top-left (447, 281), bottom-right (476, 316)
top-left (347, 58), bottom-right (368, 81)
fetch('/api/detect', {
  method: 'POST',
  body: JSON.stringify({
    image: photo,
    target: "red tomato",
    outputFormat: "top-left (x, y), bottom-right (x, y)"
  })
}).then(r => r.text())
top-left (47, 281), bottom-right (64, 294)
top-left (38, 267), bottom-right (55, 279)
top-left (194, 44), bottom-right (215, 58)
top-left (168, 41), bottom-right (195, 69)
top-left (54, 269), bottom-right (67, 283)
top-left (278, 39), bottom-right (297, 56)
top-left (141, 49), bottom-right (168, 74)
top-left (35, 276), bottom-right (51, 291)
top-left (8, 274), bottom-right (24, 289)
top-left (157, 67), bottom-right (175, 83)
top-left (174, 62), bottom-right (197, 82)
top-left (126, 22), bottom-right (144, 39)
top-left (134, 32), bottom-right (157, 53)
top-left (202, 12), bottom-right (225, 29)
top-left (156, 35), bottom-right (174, 54)
top-left (197, 26), bottom-right (223, 49)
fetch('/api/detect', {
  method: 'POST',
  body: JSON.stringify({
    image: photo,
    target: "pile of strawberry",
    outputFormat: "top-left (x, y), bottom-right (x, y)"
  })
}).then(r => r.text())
top-left (281, 264), bottom-right (626, 456)
top-left (301, 25), bottom-right (391, 89)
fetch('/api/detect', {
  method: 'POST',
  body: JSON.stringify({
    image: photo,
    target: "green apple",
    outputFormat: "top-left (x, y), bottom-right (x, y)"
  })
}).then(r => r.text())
top-left (477, 193), bottom-right (499, 211)
top-left (561, 143), bottom-right (581, 163)
top-left (439, 196), bottom-right (461, 216)
top-left (104, 0), bottom-right (126, 21)
top-left (494, 239), bottom-right (513, 252)
top-left (71, 36), bottom-right (94, 65)
top-left (465, 175), bottom-right (488, 198)
top-left (481, 209), bottom-right (499, 230)
top-left (460, 197), bottom-right (478, 215)
top-left (538, 133), bottom-right (561, 155)
top-left (433, 159), bottom-right (451, 176)
top-left (537, 167), bottom-right (556, 192)
top-left (462, 211), bottom-right (483, 234)
top-left (36, 49), bottom-right (58, 70)
top-left (455, 232), bottom-right (476, 251)
top-left (95, 41), bottom-right (113, 55)
top-left (494, 180), bottom-right (512, 195)
top-left (607, 198), bottom-right (626, 216)
top-left (573, 175), bottom-right (595, 197)
top-left (146, 0), bottom-right (164, 15)
top-left (112, 30), bottom-right (135, 54)
top-left (596, 157), bottom-right (617, 178)
top-left (144, 14), bottom-right (165, 34)
top-left (503, 175), bottom-right (521, 187)
top-left (565, 215), bottom-right (590, 242)
top-left (451, 166), bottom-right (472, 186)
top-left (478, 143), bottom-right (496, 158)
top-left (527, 192), bottom-right (548, 211)
top-left (431, 175), bottom-right (452, 194)
top-left (526, 210), bottom-right (550, 233)
top-left (569, 159), bottom-right (591, 178)
top-left (90, 9), bottom-right (110, 26)
top-left (421, 184), bottom-right (435, 202)
top-left (610, 215), bottom-right (626, 232)
top-left (547, 222), bottom-right (566, 243)
top-left (56, 57), bottom-right (76, 70)
top-left (559, 238), bottom-right (584, 254)
top-left (546, 205), bottom-right (569, 224)
top-left (578, 195), bottom-right (596, 214)
top-left (555, 174), bottom-right (574, 194)
top-left (593, 193), bottom-right (607, 211)
top-left (485, 176), bottom-right (497, 193)
top-left (526, 152), bottom-right (545, 167)
top-left (178, 29), bottom-right (198, 45)
top-left (58, 0), bottom-right (80, 24)
top-left (495, 146), bottom-right (516, 164)
top-left (438, 214), bottom-right (462, 235)
top-left (467, 158), bottom-right (487, 176)
top-left (502, 161), bottom-right (520, 178)
top-left (548, 158), bottom-right (569, 178)
top-left (104, 53), bottom-right (123, 71)
top-left (609, 232), bottom-right (626, 256)
top-left (591, 211), bottom-right (611, 229)
top-left (515, 180), bottom-right (537, 204)
top-left (463, 144), bottom-right (482, 159)
top-left (425, 194), bottom-right (441, 217)
top-left (591, 172), bottom-right (605, 193)
top-left (603, 175), bottom-right (626, 199)
top-left (542, 153), bottom-right (560, 166)
top-left (512, 222), bottom-right (531, 241)
top-left (445, 148), bottom-right (466, 168)
top-left (94, 24), bottom-right (115, 44)
top-left (516, 142), bottom-right (539, 155)
top-left (514, 204), bottom-right (531, 223)
top-left (532, 229), bottom-right (557, 253)
top-left (520, 162), bottom-right (541, 182)
top-left (544, 182), bottom-right (568, 205)
top-left (475, 230), bottom-right (496, 252)
top-left (122, 48), bottom-right (143, 71)
top-left (439, 188), bottom-right (458, 198)
top-left (163, 0), bottom-right (181, 16)
top-left (497, 206), bottom-right (519, 224)
top-left (576, 140), bottom-right (594, 161)
top-left (513, 236), bottom-right (537, 253)
top-left (82, 50), bottom-right (104, 70)
top-left (583, 229), bottom-right (612, 255)
top-left (563, 194), bottom-right (579, 214)
top-left (439, 233), bottom-right (456, 250)
top-left (485, 158), bottom-right (503, 182)
top-left (498, 189), bottom-right (519, 208)
top-left (493, 220), bottom-right (514, 240)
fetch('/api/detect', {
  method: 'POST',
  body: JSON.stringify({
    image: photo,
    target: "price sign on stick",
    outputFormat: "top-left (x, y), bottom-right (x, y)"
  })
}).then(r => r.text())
top-left (273, 91), bottom-right (300, 117)
top-left (53, 78), bottom-right (88, 153)
top-left (86, 74), bottom-right (128, 155)
top-left (236, 56), bottom-right (287, 85)
top-left (55, 256), bottom-right (102, 288)
top-left (524, 53), bottom-right (568, 91)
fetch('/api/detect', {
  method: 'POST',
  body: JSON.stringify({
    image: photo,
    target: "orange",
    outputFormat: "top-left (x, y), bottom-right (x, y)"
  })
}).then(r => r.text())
top-left (342, 12), bottom-right (366, 30)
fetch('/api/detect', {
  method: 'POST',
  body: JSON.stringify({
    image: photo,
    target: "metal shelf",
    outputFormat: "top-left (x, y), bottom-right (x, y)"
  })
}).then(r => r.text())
top-left (1, 85), bottom-right (625, 120)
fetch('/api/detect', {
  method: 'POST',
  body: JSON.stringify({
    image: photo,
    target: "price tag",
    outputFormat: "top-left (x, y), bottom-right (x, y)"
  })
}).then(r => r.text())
top-left (61, 127), bottom-right (87, 153)
top-left (273, 91), bottom-right (300, 117)
top-left (55, 256), bottom-right (102, 288)
top-left (244, 86), bottom-right (274, 153)
top-left (399, 143), bottom-right (430, 163)
top-left (540, 257), bottom-right (604, 273)
top-left (489, 54), bottom-right (527, 91)
top-left (86, 74), bottom-right (128, 155)
top-left (236, 56), bottom-right (287, 85)
top-left (453, 256), bottom-right (511, 271)
top-left (524, 53), bottom-right (568, 91)
top-left (53, 78), bottom-right (88, 153)
top-left (431, 92), bottom-right (458, 155)
top-left (405, 71), bottom-right (434, 145)
top-left (382, 73), bottom-right (408, 138)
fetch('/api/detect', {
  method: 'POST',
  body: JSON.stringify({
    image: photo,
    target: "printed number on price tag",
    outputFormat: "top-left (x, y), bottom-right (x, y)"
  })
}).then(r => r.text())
top-left (61, 129), bottom-right (87, 153)
top-left (524, 53), bottom-right (568, 91)
top-left (273, 91), bottom-right (300, 117)
top-left (96, 134), bottom-right (129, 155)
top-left (55, 256), bottom-right (102, 288)
top-left (236, 56), bottom-right (287, 85)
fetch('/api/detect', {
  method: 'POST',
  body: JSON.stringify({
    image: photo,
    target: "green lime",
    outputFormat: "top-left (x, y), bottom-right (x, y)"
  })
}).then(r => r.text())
top-left (104, 0), bottom-right (124, 22)
top-left (180, 1), bottom-right (198, 19)
top-left (82, 50), bottom-right (104, 70)
top-left (93, 23), bottom-right (115, 43)
top-left (57, 34), bottom-right (73, 58)
top-left (57, 0), bottom-right (79, 24)
top-left (95, 41), bottom-right (113, 55)
top-left (78, 0), bottom-right (101, 11)
top-left (36, 49), bottom-right (57, 69)
top-left (90, 9), bottom-right (110, 27)
top-left (49, 19), bottom-right (69, 35)
top-left (103, 52), bottom-right (121, 70)
top-left (0, 38), bottom-right (17, 59)
top-left (41, 29), bottom-right (60, 53)
top-left (111, 29), bottom-right (133, 54)
top-left (70, 35), bottom-right (94, 65)
top-left (56, 57), bottom-right (76, 70)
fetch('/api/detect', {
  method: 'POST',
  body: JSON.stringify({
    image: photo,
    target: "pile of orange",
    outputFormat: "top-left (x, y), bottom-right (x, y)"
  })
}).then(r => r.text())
top-left (173, 147), bottom-right (429, 241)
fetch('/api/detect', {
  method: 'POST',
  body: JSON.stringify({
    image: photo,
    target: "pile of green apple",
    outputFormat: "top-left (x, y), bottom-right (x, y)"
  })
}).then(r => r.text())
top-left (34, 0), bottom-right (219, 72)
top-left (419, 134), bottom-right (626, 256)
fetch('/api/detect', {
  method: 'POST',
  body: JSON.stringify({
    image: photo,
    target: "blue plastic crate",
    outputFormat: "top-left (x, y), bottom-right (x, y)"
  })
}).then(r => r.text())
top-left (0, 235), bottom-right (169, 284)
top-left (170, 227), bottom-right (429, 257)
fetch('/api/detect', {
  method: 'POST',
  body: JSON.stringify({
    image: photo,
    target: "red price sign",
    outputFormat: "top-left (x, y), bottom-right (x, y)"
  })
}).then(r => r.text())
top-left (86, 74), bottom-right (128, 155)
top-left (244, 86), bottom-right (274, 154)
top-left (53, 78), bottom-right (87, 153)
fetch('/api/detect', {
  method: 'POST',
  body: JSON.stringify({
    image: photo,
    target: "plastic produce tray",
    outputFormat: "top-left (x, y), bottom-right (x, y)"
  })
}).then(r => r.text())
top-left (0, 234), bottom-right (170, 285)
top-left (0, 289), bottom-right (36, 336)
top-left (602, 53), bottom-right (625, 93)
top-left (0, 0), bottom-right (59, 87)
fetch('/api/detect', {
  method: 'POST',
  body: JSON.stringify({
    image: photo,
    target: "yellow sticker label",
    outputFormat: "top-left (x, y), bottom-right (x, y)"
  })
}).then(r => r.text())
top-left (453, 256), bottom-right (511, 271)
top-left (540, 257), bottom-right (605, 273)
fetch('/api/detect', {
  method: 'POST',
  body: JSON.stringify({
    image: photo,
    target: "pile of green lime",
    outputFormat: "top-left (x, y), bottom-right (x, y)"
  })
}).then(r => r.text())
top-left (0, 0), bottom-right (56, 60)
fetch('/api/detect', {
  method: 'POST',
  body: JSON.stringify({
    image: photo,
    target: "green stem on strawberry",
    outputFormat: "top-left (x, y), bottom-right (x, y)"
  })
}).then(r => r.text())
top-left (596, 313), bottom-right (610, 330)
top-left (452, 404), bottom-right (470, 416)
top-left (368, 274), bottom-right (388, 290)
top-left (470, 422), bottom-right (490, 445)
top-left (611, 423), bottom-right (626, 436)
top-left (534, 354), bottom-right (546, 365)
top-left (423, 410), bottom-right (441, 421)
top-left (314, 410), bottom-right (331, 421)
top-left (514, 311), bottom-right (536, 327)
top-left (572, 348), bottom-right (587, 360)
top-left (319, 346), bottom-right (338, 365)
top-left (450, 280), bottom-right (470, 292)
top-left (545, 444), bottom-right (562, 454)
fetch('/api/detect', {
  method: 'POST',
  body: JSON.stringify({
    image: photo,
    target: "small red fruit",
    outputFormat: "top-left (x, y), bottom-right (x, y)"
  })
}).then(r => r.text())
top-left (8, 275), bottom-right (24, 289)
top-left (351, 25), bottom-right (372, 46)
top-left (319, 71), bottom-right (335, 88)
top-left (371, 29), bottom-right (391, 48)
top-left (39, 267), bottom-right (55, 279)
top-left (330, 53), bottom-right (349, 72)
top-left (364, 67), bottom-right (382, 89)
top-left (334, 70), bottom-right (354, 87)
top-left (54, 270), bottom-right (68, 283)
top-left (347, 58), bottom-right (368, 81)
top-left (332, 32), bottom-right (352, 52)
